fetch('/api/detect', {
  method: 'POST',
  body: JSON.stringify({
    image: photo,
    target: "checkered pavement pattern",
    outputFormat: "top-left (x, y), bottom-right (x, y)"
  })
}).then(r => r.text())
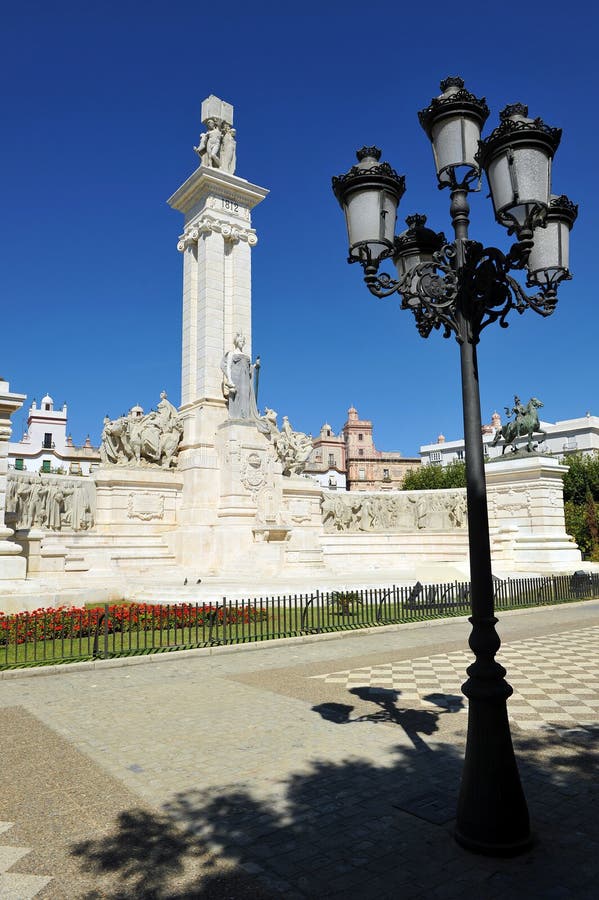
top-left (0, 822), bottom-right (51, 898)
top-left (311, 625), bottom-right (599, 732)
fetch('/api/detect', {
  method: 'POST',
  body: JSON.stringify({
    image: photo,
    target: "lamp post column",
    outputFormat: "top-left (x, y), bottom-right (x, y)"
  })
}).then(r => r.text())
top-left (333, 77), bottom-right (574, 856)
top-left (450, 188), bottom-right (532, 853)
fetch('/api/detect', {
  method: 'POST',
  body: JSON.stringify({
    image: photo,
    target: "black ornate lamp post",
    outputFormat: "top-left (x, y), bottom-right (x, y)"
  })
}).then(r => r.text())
top-left (332, 77), bottom-right (577, 856)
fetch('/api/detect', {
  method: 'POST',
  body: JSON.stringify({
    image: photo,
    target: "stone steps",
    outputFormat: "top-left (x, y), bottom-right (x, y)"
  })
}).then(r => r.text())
top-left (55, 532), bottom-right (177, 574)
top-left (320, 531), bottom-right (469, 570)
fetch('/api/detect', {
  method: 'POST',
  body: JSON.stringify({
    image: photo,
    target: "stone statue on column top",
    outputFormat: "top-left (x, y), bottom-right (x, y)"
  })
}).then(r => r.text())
top-left (194, 118), bottom-right (222, 169)
top-left (193, 95), bottom-right (237, 175)
top-left (220, 123), bottom-right (237, 174)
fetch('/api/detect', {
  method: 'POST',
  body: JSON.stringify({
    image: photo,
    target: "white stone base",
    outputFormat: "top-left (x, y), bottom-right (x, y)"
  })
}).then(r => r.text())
top-left (486, 455), bottom-right (582, 572)
top-left (0, 554), bottom-right (27, 580)
top-left (0, 524), bottom-right (26, 579)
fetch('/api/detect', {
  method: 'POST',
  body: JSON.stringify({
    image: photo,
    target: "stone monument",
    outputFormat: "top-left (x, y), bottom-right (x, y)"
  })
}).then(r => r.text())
top-left (0, 100), bottom-right (588, 603)
top-left (168, 97), bottom-right (272, 571)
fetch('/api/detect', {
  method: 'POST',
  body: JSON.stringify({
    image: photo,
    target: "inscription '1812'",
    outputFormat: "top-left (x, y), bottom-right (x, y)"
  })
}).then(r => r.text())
top-left (222, 198), bottom-right (239, 213)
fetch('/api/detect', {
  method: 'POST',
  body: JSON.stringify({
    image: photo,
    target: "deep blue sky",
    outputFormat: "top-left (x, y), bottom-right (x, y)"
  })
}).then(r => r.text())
top-left (2, 1), bottom-right (596, 456)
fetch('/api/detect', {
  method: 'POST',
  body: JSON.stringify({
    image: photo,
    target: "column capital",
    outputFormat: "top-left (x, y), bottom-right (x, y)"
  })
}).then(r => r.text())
top-left (177, 216), bottom-right (258, 251)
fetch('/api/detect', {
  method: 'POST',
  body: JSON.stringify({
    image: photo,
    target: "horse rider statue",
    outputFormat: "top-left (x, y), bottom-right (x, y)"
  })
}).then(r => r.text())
top-left (491, 396), bottom-right (546, 455)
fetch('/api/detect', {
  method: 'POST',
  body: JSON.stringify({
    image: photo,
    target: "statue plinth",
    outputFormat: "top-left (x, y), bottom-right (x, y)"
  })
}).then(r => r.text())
top-left (486, 455), bottom-right (582, 570)
top-left (487, 449), bottom-right (551, 463)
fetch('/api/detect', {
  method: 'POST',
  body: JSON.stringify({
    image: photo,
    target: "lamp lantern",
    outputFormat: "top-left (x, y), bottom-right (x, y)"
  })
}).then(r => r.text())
top-left (477, 103), bottom-right (562, 234)
top-left (418, 76), bottom-right (489, 188)
top-left (332, 147), bottom-right (406, 267)
top-left (393, 214), bottom-right (446, 280)
top-left (527, 194), bottom-right (578, 286)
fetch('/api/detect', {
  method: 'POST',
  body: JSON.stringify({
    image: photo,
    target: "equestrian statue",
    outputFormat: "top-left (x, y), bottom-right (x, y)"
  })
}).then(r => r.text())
top-left (491, 396), bottom-right (546, 455)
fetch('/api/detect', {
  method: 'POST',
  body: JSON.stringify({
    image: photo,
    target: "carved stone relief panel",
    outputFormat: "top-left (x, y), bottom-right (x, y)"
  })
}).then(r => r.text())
top-left (488, 488), bottom-right (532, 520)
top-left (321, 490), bottom-right (468, 534)
top-left (128, 492), bottom-right (165, 521)
top-left (6, 471), bottom-right (96, 532)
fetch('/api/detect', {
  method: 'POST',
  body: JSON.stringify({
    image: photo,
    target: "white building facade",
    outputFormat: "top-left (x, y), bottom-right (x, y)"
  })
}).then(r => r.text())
top-left (420, 413), bottom-right (599, 466)
top-left (9, 393), bottom-right (100, 475)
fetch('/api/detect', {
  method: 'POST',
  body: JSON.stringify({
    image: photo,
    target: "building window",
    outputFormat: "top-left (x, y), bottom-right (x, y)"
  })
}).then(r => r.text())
top-left (456, 450), bottom-right (464, 460)
top-left (383, 468), bottom-right (390, 480)
top-left (326, 428), bottom-right (331, 437)
top-left (358, 468), bottom-right (365, 480)
top-left (43, 432), bottom-right (53, 449)
top-left (430, 451), bottom-right (442, 463)
top-left (358, 448), bottom-right (364, 456)
top-left (15, 458), bottom-right (24, 471)
top-left (358, 433), bottom-right (363, 441)
top-left (41, 460), bottom-right (51, 473)
top-left (328, 453), bottom-right (335, 467)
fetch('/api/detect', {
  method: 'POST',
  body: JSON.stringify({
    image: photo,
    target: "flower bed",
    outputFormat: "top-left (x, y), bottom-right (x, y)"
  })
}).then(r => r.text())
top-left (0, 602), bottom-right (268, 646)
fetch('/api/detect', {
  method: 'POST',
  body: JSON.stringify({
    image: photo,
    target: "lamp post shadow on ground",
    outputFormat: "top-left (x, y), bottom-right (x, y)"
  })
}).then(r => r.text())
top-left (332, 76), bottom-right (577, 856)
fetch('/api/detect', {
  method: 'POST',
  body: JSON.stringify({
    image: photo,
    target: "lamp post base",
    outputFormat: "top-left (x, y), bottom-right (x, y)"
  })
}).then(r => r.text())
top-left (454, 828), bottom-right (534, 858)
top-left (456, 668), bottom-right (533, 857)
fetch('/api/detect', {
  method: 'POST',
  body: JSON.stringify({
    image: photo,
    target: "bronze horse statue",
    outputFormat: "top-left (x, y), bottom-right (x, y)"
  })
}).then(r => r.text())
top-left (491, 398), bottom-right (545, 454)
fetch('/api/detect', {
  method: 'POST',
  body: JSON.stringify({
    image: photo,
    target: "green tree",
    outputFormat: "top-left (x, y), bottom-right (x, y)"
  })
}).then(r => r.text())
top-left (564, 500), bottom-right (591, 558)
top-left (401, 460), bottom-right (466, 491)
top-left (562, 452), bottom-right (599, 504)
top-left (561, 453), bottom-right (599, 560)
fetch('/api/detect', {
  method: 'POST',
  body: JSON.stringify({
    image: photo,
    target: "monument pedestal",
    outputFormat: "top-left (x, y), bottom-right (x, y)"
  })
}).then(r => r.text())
top-left (282, 476), bottom-right (326, 569)
top-left (211, 419), bottom-right (290, 574)
top-left (94, 466), bottom-right (182, 534)
top-left (486, 455), bottom-right (581, 571)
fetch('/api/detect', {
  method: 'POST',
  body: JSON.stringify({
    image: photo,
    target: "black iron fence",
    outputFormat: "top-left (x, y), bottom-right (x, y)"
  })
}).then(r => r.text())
top-left (2, 571), bottom-right (598, 669)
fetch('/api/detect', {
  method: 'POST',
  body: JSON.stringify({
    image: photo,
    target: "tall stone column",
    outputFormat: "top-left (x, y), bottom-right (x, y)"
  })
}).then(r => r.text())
top-left (167, 97), bottom-right (268, 569)
top-left (0, 379), bottom-right (27, 579)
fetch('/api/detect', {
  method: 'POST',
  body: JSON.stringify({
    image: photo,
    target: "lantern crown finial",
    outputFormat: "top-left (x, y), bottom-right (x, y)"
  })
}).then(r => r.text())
top-left (356, 146), bottom-right (381, 163)
top-left (439, 75), bottom-right (464, 93)
top-left (500, 103), bottom-right (529, 121)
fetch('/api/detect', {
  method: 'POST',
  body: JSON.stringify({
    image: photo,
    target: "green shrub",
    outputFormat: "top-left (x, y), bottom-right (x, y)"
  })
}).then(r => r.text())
top-left (329, 591), bottom-right (363, 616)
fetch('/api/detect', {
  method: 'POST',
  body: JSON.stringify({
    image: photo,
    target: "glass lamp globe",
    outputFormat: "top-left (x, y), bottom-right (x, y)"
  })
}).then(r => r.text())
top-left (477, 103), bottom-right (561, 233)
top-left (418, 76), bottom-right (489, 188)
top-left (332, 147), bottom-right (406, 266)
top-left (527, 194), bottom-right (577, 286)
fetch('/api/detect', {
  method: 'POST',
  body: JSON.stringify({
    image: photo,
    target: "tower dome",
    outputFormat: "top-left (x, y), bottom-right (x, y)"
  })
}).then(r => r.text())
top-left (41, 393), bottom-right (54, 411)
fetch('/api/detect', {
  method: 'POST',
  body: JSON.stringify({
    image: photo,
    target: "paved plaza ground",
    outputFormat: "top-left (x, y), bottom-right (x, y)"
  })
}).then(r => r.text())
top-left (1, 599), bottom-right (598, 899)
